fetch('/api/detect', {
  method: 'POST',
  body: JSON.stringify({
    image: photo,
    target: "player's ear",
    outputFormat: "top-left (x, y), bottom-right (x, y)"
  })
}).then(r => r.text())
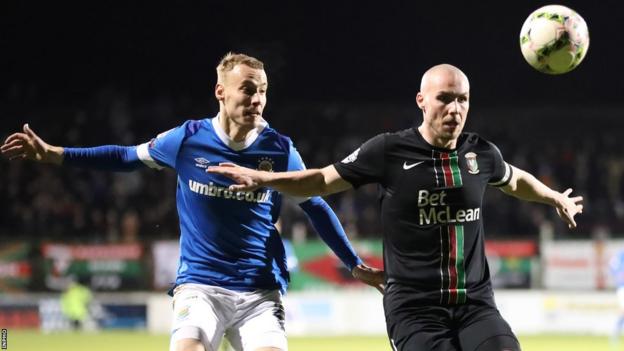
top-left (215, 83), bottom-right (225, 101)
top-left (416, 92), bottom-right (425, 112)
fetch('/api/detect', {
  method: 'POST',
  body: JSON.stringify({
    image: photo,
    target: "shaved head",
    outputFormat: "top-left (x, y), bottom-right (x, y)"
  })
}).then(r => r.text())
top-left (420, 64), bottom-right (469, 93)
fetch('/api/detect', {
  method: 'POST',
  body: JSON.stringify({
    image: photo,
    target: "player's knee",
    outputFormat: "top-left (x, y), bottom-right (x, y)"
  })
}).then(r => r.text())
top-left (171, 326), bottom-right (211, 351)
top-left (173, 338), bottom-right (206, 351)
top-left (474, 335), bottom-right (520, 351)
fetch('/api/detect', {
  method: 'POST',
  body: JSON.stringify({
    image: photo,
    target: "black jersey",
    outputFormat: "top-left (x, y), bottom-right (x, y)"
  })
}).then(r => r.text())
top-left (334, 128), bottom-right (512, 305)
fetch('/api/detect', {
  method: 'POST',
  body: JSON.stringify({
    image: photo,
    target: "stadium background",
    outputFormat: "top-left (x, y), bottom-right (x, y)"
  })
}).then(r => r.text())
top-left (1, 1), bottom-right (624, 350)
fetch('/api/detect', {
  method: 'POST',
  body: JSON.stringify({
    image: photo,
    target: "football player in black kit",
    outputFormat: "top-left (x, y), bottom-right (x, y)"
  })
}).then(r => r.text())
top-left (208, 64), bottom-right (584, 351)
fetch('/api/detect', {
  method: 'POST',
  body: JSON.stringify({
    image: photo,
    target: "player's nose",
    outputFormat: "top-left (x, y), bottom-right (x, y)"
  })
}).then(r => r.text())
top-left (250, 92), bottom-right (263, 106)
top-left (449, 99), bottom-right (460, 112)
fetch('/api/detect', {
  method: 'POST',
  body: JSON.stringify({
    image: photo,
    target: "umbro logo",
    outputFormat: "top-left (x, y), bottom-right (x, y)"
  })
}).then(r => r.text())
top-left (403, 161), bottom-right (424, 170)
top-left (194, 157), bottom-right (210, 169)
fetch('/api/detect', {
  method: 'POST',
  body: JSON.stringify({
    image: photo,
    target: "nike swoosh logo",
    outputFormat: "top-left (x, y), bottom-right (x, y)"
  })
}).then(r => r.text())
top-left (403, 161), bottom-right (425, 170)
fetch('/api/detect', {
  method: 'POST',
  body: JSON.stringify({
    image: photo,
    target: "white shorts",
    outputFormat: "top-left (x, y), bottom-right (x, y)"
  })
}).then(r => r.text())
top-left (617, 287), bottom-right (624, 309)
top-left (169, 283), bottom-right (287, 351)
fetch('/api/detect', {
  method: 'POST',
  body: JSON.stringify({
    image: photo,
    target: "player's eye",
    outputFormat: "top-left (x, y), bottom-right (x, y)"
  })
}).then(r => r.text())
top-left (438, 95), bottom-right (453, 104)
top-left (242, 87), bottom-right (256, 95)
top-left (438, 94), bottom-right (467, 104)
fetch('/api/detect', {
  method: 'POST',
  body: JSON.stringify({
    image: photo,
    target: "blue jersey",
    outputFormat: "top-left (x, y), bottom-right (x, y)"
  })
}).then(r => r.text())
top-left (610, 250), bottom-right (624, 288)
top-left (136, 116), bottom-right (306, 293)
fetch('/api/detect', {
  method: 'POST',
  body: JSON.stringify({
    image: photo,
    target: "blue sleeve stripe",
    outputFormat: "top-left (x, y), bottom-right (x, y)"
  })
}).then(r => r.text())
top-left (63, 145), bottom-right (144, 171)
top-left (185, 120), bottom-right (203, 136)
top-left (299, 196), bottom-right (362, 271)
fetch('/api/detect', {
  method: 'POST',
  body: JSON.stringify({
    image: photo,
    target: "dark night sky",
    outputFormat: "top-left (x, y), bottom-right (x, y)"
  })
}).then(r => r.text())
top-left (2, 1), bottom-right (622, 108)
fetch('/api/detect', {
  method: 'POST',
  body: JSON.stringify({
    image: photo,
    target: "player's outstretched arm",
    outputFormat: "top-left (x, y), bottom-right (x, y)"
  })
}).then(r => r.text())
top-left (1, 124), bottom-right (64, 164)
top-left (208, 163), bottom-right (352, 197)
top-left (1, 123), bottom-right (148, 171)
top-left (500, 165), bottom-right (583, 228)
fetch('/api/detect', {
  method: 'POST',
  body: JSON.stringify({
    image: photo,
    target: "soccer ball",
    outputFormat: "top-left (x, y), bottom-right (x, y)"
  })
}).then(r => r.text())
top-left (520, 5), bottom-right (589, 74)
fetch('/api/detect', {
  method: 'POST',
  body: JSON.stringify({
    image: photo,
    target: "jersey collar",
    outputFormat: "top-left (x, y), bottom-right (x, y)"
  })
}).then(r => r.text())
top-left (414, 128), bottom-right (467, 152)
top-left (212, 114), bottom-right (268, 151)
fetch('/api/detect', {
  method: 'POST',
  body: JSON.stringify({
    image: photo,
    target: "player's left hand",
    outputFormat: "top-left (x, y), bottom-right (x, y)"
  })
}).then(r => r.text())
top-left (555, 188), bottom-right (583, 229)
top-left (352, 264), bottom-right (385, 294)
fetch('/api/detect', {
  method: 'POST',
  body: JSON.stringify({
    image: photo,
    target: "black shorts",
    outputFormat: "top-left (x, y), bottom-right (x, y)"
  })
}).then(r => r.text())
top-left (384, 286), bottom-right (520, 351)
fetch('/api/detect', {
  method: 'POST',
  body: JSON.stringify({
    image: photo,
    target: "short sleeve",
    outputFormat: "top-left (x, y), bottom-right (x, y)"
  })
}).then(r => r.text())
top-left (286, 140), bottom-right (306, 172)
top-left (136, 122), bottom-right (190, 170)
top-left (286, 139), bottom-right (310, 204)
top-left (333, 133), bottom-right (386, 188)
top-left (487, 141), bottom-right (513, 187)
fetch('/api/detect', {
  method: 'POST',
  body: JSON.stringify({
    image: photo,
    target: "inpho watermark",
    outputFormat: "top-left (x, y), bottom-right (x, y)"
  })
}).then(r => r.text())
top-left (1, 328), bottom-right (7, 349)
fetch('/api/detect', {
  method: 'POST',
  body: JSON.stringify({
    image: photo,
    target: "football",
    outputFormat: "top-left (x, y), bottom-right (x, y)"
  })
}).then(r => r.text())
top-left (520, 5), bottom-right (589, 74)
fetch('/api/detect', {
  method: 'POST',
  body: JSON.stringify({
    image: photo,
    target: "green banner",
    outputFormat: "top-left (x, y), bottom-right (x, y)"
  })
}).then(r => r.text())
top-left (0, 243), bottom-right (32, 292)
top-left (288, 240), bottom-right (383, 291)
top-left (41, 243), bottom-right (147, 291)
top-left (288, 239), bottom-right (536, 290)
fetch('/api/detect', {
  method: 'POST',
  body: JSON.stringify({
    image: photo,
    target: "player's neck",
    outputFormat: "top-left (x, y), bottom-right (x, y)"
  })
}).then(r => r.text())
top-left (417, 126), bottom-right (457, 150)
top-left (218, 114), bottom-right (254, 142)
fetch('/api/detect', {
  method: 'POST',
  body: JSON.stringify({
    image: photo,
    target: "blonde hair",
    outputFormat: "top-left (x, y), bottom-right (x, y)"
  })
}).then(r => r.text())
top-left (216, 52), bottom-right (264, 83)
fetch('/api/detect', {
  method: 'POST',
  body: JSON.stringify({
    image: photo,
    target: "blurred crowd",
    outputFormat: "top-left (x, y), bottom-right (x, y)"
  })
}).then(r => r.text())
top-left (1, 87), bottom-right (623, 244)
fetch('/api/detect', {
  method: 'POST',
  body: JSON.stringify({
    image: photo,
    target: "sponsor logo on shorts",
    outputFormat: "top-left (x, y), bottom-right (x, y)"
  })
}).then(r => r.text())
top-left (177, 306), bottom-right (190, 321)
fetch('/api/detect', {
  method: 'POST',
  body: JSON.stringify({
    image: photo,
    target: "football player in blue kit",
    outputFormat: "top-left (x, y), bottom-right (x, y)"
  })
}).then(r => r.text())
top-left (1, 52), bottom-right (384, 351)
top-left (207, 64), bottom-right (584, 351)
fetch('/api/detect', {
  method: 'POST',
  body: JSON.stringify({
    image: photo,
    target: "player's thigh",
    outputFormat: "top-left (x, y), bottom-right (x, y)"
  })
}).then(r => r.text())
top-left (387, 319), bottom-right (459, 351)
top-left (457, 306), bottom-right (520, 351)
top-left (170, 284), bottom-right (231, 351)
top-left (384, 303), bottom-right (459, 351)
top-left (472, 335), bottom-right (520, 351)
top-left (227, 290), bottom-right (287, 351)
top-left (171, 338), bottom-right (205, 351)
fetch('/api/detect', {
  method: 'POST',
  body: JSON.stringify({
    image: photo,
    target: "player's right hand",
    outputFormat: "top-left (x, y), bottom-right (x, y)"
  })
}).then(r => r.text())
top-left (352, 264), bottom-right (385, 294)
top-left (555, 188), bottom-right (583, 229)
top-left (1, 123), bottom-right (63, 164)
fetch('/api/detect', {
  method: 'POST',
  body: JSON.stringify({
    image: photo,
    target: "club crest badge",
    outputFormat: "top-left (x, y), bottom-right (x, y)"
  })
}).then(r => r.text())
top-left (465, 152), bottom-right (479, 174)
top-left (177, 305), bottom-right (190, 321)
top-left (258, 157), bottom-right (274, 172)
top-left (149, 128), bottom-right (174, 148)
